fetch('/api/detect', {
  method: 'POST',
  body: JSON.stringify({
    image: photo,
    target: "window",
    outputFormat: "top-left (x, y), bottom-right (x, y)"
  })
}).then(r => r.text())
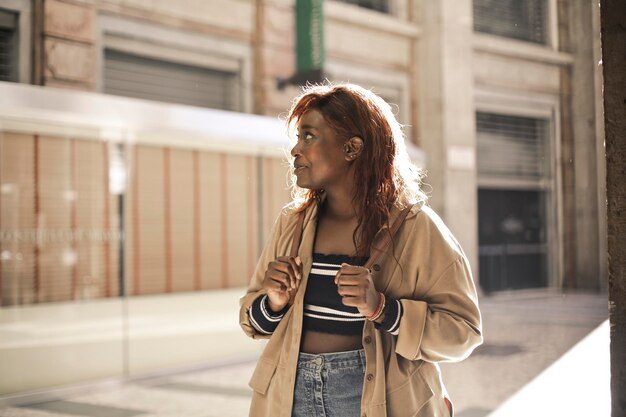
top-left (473, 0), bottom-right (548, 44)
top-left (335, 0), bottom-right (389, 14)
top-left (0, 9), bottom-right (18, 82)
top-left (103, 49), bottom-right (238, 111)
top-left (476, 112), bottom-right (549, 180)
top-left (476, 112), bottom-right (552, 292)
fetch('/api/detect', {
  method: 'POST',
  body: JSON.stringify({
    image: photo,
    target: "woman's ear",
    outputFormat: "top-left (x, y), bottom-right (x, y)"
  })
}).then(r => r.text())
top-left (343, 137), bottom-right (364, 161)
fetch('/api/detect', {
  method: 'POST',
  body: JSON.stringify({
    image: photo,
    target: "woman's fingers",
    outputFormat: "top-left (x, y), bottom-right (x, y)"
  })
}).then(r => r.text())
top-left (264, 256), bottom-right (303, 294)
top-left (269, 261), bottom-right (295, 289)
top-left (337, 284), bottom-right (366, 298)
top-left (335, 263), bottom-right (369, 284)
top-left (338, 263), bottom-right (366, 274)
top-left (266, 278), bottom-right (288, 292)
top-left (264, 263), bottom-right (290, 291)
top-left (339, 295), bottom-right (359, 308)
top-left (275, 256), bottom-right (301, 288)
top-left (266, 269), bottom-right (290, 290)
top-left (335, 263), bottom-right (377, 311)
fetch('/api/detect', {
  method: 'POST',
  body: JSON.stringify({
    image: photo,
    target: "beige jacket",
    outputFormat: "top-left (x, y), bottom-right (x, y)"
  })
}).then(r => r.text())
top-left (239, 201), bottom-right (482, 417)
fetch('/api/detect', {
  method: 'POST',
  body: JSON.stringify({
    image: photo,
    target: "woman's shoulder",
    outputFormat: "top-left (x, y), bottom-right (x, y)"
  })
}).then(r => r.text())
top-left (405, 204), bottom-right (466, 260)
top-left (270, 199), bottom-right (317, 234)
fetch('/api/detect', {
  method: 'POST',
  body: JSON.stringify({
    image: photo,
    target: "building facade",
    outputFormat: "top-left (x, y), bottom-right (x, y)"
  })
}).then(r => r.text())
top-left (0, 0), bottom-right (606, 396)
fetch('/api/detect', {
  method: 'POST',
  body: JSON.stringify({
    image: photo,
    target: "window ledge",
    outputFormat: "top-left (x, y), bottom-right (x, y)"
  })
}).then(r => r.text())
top-left (325, 1), bottom-right (421, 38)
top-left (473, 33), bottom-right (573, 66)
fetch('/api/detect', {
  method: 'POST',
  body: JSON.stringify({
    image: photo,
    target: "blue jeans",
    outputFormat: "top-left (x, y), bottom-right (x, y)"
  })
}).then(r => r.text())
top-left (292, 349), bottom-right (366, 417)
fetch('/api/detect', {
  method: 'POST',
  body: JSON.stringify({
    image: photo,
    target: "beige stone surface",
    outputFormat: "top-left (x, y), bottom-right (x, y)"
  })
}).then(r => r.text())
top-left (474, 51), bottom-right (561, 94)
top-left (418, 0), bottom-right (478, 272)
top-left (44, 39), bottom-right (95, 84)
top-left (326, 21), bottom-right (411, 68)
top-left (263, 4), bottom-right (294, 50)
top-left (105, 0), bottom-right (255, 35)
top-left (264, 77), bottom-right (299, 117)
top-left (263, 46), bottom-right (295, 78)
top-left (45, 0), bottom-right (95, 43)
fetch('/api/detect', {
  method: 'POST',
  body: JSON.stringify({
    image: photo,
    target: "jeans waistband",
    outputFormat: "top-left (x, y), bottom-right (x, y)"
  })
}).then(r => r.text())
top-left (297, 349), bottom-right (366, 370)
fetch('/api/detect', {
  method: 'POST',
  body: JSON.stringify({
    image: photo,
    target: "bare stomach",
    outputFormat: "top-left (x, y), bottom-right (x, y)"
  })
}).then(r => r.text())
top-left (300, 330), bottom-right (363, 354)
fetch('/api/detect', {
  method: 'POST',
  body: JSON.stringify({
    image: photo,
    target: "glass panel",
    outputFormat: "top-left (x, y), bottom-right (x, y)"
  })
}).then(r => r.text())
top-left (0, 86), bottom-right (293, 395)
top-left (0, 132), bottom-right (126, 394)
top-left (478, 189), bottom-right (549, 292)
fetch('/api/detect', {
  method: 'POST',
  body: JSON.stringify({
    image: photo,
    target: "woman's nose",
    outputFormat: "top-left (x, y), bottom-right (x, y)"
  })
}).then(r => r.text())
top-left (290, 142), bottom-right (301, 158)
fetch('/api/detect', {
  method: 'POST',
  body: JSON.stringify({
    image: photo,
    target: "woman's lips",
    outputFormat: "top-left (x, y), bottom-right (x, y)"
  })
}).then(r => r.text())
top-left (294, 166), bottom-right (307, 174)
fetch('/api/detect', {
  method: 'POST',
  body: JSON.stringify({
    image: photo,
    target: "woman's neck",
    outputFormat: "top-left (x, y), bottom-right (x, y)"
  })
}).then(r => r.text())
top-left (322, 189), bottom-right (357, 221)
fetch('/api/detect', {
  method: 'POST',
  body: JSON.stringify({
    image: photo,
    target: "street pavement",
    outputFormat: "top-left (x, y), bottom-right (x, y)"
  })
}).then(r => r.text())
top-left (0, 289), bottom-right (609, 417)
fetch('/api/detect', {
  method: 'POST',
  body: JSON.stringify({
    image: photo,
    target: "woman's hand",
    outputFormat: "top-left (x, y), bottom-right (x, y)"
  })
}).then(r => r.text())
top-left (262, 256), bottom-right (302, 312)
top-left (335, 263), bottom-right (380, 318)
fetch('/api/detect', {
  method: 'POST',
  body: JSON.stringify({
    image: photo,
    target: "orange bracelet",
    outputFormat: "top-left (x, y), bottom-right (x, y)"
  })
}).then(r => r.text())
top-left (366, 292), bottom-right (385, 321)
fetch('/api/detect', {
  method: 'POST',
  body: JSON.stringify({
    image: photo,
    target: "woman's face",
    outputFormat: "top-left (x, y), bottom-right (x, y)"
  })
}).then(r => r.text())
top-left (290, 109), bottom-right (351, 191)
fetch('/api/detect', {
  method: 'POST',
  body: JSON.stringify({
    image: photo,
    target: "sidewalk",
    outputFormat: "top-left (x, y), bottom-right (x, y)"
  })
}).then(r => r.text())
top-left (486, 319), bottom-right (609, 417)
top-left (0, 289), bottom-right (609, 417)
top-left (441, 289), bottom-right (608, 417)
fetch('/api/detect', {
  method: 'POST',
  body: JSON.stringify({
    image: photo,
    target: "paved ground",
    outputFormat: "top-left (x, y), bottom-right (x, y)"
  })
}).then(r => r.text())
top-left (0, 289), bottom-right (609, 417)
top-left (441, 289), bottom-right (608, 417)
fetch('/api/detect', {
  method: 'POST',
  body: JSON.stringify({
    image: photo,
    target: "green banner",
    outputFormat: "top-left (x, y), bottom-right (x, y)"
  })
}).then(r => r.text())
top-left (296, 0), bottom-right (324, 74)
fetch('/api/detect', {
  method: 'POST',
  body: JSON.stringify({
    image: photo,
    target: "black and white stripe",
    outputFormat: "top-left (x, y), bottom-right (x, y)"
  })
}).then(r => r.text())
top-left (304, 304), bottom-right (366, 322)
top-left (249, 294), bottom-right (286, 335)
top-left (375, 295), bottom-right (404, 335)
top-left (249, 253), bottom-right (404, 337)
top-left (303, 255), bottom-right (368, 336)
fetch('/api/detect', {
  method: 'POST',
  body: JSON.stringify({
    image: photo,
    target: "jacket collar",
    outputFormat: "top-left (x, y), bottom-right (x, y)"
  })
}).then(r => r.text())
top-left (299, 193), bottom-right (422, 248)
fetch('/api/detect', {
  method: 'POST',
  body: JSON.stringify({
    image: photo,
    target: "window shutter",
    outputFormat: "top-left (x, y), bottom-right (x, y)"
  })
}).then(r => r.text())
top-left (473, 0), bottom-right (548, 44)
top-left (103, 49), bottom-right (238, 111)
top-left (476, 112), bottom-right (549, 181)
top-left (0, 9), bottom-right (18, 82)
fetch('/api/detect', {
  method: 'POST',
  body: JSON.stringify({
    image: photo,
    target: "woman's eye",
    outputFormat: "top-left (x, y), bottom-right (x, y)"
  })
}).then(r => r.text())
top-left (296, 132), bottom-right (314, 142)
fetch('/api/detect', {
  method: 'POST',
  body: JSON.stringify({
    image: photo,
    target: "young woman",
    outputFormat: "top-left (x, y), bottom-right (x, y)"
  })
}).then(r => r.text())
top-left (239, 84), bottom-right (482, 417)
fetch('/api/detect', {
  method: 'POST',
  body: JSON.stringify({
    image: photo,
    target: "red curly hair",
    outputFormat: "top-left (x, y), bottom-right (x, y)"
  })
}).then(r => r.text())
top-left (285, 83), bottom-right (426, 256)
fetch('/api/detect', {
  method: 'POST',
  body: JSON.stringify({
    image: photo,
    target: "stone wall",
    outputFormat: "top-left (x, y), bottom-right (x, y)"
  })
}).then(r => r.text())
top-left (42, 0), bottom-right (97, 89)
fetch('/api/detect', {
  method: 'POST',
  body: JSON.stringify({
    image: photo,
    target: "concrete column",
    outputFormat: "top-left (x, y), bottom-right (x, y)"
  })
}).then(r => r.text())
top-left (417, 0), bottom-right (478, 278)
top-left (592, 2), bottom-right (608, 293)
top-left (569, 1), bottom-right (605, 290)
top-left (556, 0), bottom-right (578, 289)
top-left (599, 0), bottom-right (626, 415)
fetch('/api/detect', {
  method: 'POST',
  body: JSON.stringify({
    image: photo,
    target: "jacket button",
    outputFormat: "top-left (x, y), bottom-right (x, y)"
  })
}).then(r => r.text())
top-left (372, 264), bottom-right (381, 272)
top-left (366, 373), bottom-right (374, 381)
top-left (364, 336), bottom-right (372, 344)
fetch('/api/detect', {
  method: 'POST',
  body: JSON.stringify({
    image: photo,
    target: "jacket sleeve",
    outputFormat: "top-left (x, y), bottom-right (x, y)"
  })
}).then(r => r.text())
top-left (239, 214), bottom-right (284, 340)
top-left (394, 255), bottom-right (483, 363)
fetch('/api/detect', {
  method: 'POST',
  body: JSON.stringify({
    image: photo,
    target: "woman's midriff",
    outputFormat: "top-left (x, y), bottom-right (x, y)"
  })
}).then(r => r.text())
top-left (300, 329), bottom-right (363, 354)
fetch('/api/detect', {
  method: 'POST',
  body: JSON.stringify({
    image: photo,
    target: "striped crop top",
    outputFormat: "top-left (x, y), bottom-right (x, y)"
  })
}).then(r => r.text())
top-left (303, 253), bottom-right (368, 335)
top-left (249, 253), bottom-right (404, 337)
